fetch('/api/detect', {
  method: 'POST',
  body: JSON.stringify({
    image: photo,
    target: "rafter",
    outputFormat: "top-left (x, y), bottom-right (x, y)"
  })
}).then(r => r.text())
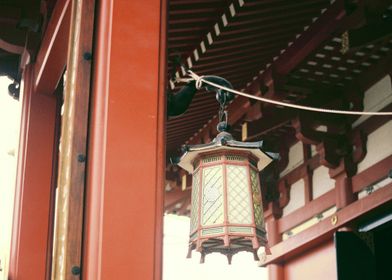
top-left (185, 0), bottom-right (368, 146)
top-left (169, 0), bottom-right (247, 89)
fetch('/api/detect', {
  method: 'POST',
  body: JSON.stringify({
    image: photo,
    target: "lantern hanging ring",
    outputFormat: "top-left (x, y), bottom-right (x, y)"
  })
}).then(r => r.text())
top-left (192, 74), bottom-right (235, 132)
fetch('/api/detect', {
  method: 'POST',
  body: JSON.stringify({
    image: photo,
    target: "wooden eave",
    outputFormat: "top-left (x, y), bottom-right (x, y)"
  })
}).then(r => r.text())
top-left (165, 0), bottom-right (392, 213)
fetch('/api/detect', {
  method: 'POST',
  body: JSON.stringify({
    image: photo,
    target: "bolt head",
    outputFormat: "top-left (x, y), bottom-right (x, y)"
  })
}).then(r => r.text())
top-left (71, 266), bottom-right (81, 275)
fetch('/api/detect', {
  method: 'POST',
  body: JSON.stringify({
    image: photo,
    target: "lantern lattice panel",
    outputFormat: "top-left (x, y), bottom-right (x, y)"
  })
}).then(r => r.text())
top-left (187, 152), bottom-right (269, 261)
top-left (250, 168), bottom-right (264, 228)
top-left (227, 165), bottom-right (252, 224)
top-left (190, 169), bottom-right (200, 233)
top-left (201, 165), bottom-right (224, 226)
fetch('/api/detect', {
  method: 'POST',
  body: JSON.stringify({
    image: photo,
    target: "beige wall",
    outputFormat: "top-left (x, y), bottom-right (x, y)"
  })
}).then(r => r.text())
top-left (280, 75), bottom-right (392, 216)
top-left (0, 77), bottom-right (22, 279)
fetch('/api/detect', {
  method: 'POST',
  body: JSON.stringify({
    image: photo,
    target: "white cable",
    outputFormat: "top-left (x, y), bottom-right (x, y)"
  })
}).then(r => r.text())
top-left (187, 70), bottom-right (392, 116)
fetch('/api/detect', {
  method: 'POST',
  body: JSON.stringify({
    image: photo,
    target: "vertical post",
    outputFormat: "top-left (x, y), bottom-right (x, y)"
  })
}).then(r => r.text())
top-left (303, 170), bottom-right (313, 204)
top-left (269, 264), bottom-right (285, 280)
top-left (51, 0), bottom-right (95, 278)
top-left (8, 66), bottom-right (57, 280)
top-left (330, 161), bottom-right (355, 209)
top-left (83, 0), bottom-right (166, 279)
top-left (265, 202), bottom-right (284, 280)
top-left (303, 144), bottom-right (313, 204)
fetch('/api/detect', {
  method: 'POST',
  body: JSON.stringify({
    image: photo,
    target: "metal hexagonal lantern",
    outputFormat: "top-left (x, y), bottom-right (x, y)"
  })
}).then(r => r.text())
top-left (178, 131), bottom-right (275, 263)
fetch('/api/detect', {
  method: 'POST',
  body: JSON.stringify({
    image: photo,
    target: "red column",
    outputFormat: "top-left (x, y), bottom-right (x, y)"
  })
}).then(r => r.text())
top-left (265, 202), bottom-right (284, 280)
top-left (83, 0), bottom-right (166, 279)
top-left (329, 161), bottom-right (355, 209)
top-left (8, 66), bottom-right (57, 280)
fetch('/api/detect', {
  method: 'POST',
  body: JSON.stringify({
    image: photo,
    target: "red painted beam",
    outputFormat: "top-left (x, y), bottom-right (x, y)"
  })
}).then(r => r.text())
top-left (261, 182), bottom-right (392, 266)
top-left (278, 190), bottom-right (335, 233)
top-left (352, 154), bottom-right (392, 193)
top-left (34, 0), bottom-right (71, 95)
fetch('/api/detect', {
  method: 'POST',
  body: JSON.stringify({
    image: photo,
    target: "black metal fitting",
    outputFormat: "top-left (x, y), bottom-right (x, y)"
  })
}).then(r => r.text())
top-left (71, 266), bottom-right (81, 275)
top-left (77, 154), bottom-right (86, 163)
top-left (83, 52), bottom-right (92, 61)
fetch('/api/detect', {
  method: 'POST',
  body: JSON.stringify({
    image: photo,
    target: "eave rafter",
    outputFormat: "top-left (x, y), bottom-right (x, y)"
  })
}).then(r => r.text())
top-left (165, 0), bottom-right (392, 214)
top-left (169, 0), bottom-right (246, 89)
top-left (186, 0), bottom-right (350, 145)
top-left (184, 0), bottom-right (392, 147)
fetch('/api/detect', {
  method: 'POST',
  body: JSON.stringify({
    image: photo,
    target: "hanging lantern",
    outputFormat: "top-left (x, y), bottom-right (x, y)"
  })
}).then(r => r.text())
top-left (176, 75), bottom-right (278, 263)
top-left (179, 131), bottom-right (275, 263)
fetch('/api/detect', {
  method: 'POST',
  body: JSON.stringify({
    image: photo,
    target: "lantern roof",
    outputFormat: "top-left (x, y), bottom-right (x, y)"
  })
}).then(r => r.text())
top-left (178, 131), bottom-right (277, 173)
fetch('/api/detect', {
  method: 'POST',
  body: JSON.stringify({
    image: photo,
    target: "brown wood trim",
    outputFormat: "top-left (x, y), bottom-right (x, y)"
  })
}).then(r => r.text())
top-left (262, 183), bottom-right (392, 266)
top-left (51, 0), bottom-right (96, 278)
top-left (304, 172), bottom-right (313, 204)
top-left (352, 154), bottom-right (392, 193)
top-left (303, 144), bottom-right (313, 204)
top-left (278, 189), bottom-right (335, 233)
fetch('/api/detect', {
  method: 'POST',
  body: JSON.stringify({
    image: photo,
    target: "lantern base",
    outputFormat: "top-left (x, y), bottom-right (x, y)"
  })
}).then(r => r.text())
top-left (187, 236), bottom-right (270, 264)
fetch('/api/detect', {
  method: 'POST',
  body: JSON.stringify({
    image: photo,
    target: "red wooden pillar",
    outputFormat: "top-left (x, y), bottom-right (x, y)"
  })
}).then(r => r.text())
top-left (83, 0), bottom-right (166, 279)
top-left (330, 161), bottom-right (355, 209)
top-left (8, 66), bottom-right (57, 280)
top-left (265, 202), bottom-right (284, 280)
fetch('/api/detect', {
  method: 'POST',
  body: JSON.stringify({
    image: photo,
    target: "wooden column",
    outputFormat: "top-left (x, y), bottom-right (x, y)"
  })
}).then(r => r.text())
top-left (269, 265), bottom-right (285, 280)
top-left (51, 0), bottom-right (95, 278)
top-left (330, 161), bottom-right (355, 210)
top-left (265, 202), bottom-right (284, 280)
top-left (8, 65), bottom-right (57, 280)
top-left (303, 144), bottom-right (313, 204)
top-left (83, 0), bottom-right (166, 279)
